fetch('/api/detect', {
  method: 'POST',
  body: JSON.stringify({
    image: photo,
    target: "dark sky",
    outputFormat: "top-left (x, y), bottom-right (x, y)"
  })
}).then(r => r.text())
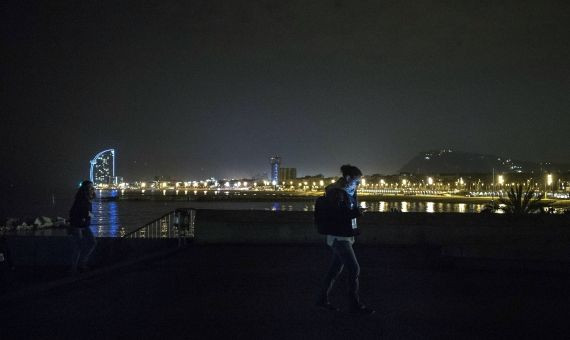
top-left (2, 0), bottom-right (569, 192)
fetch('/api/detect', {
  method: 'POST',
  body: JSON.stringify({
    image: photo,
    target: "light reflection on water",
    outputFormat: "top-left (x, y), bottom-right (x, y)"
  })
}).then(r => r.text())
top-left (90, 200), bottom-right (485, 237)
top-left (92, 201), bottom-right (120, 237)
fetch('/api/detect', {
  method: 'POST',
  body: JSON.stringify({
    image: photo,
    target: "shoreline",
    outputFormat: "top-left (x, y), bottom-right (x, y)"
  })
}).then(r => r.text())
top-left (106, 192), bottom-right (570, 207)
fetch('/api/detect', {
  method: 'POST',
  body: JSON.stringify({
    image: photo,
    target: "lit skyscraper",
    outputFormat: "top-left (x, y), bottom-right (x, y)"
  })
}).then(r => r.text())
top-left (90, 149), bottom-right (115, 186)
top-left (269, 156), bottom-right (281, 184)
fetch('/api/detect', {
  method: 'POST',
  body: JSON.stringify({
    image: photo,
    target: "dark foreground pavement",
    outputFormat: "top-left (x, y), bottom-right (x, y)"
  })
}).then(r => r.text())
top-left (2, 245), bottom-right (570, 339)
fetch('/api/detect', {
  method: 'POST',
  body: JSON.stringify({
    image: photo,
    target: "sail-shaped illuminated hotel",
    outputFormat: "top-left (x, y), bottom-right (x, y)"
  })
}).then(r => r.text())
top-left (90, 149), bottom-right (115, 186)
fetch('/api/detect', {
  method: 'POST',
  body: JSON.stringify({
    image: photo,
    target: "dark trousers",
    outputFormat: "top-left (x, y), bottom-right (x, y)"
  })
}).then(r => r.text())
top-left (319, 240), bottom-right (360, 307)
top-left (69, 227), bottom-right (96, 270)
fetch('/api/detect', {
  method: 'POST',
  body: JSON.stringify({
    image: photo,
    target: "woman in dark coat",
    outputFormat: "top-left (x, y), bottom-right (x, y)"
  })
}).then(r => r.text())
top-left (69, 180), bottom-right (97, 273)
top-left (316, 165), bottom-right (375, 314)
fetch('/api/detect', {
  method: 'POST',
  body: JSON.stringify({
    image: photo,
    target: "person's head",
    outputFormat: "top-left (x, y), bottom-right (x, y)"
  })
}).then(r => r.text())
top-left (340, 164), bottom-right (362, 190)
top-left (75, 180), bottom-right (95, 202)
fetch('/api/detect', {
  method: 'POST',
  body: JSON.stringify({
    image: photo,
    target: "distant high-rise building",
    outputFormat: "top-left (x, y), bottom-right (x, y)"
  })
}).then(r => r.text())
top-left (269, 156), bottom-right (281, 184)
top-left (112, 176), bottom-right (124, 186)
top-left (90, 149), bottom-right (115, 186)
top-left (278, 168), bottom-right (297, 183)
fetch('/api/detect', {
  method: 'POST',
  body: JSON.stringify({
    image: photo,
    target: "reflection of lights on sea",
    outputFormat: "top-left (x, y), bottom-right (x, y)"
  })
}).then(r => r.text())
top-left (458, 203), bottom-right (466, 213)
top-left (360, 201), bottom-right (367, 209)
top-left (107, 201), bottom-right (119, 237)
top-left (401, 202), bottom-right (408, 212)
top-left (378, 202), bottom-right (386, 212)
top-left (426, 202), bottom-right (434, 213)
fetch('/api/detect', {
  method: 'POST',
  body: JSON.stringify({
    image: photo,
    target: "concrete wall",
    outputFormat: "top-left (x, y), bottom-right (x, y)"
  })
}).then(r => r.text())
top-left (3, 210), bottom-right (570, 265)
top-left (193, 210), bottom-right (320, 244)
top-left (193, 210), bottom-right (570, 245)
top-left (193, 210), bottom-right (570, 261)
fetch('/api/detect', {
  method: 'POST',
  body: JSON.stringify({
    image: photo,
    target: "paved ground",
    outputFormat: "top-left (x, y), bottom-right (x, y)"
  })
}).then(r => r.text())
top-left (2, 244), bottom-right (570, 339)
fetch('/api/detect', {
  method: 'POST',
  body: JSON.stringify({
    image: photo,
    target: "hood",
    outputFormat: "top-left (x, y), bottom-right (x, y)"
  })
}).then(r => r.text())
top-left (325, 178), bottom-right (347, 194)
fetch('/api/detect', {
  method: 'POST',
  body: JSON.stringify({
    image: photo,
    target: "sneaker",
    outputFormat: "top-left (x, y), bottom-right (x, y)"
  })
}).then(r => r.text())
top-left (316, 301), bottom-right (340, 312)
top-left (349, 304), bottom-right (376, 315)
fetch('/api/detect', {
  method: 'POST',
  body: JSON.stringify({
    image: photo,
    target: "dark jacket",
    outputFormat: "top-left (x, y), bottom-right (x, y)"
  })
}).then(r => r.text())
top-left (69, 198), bottom-right (92, 228)
top-left (322, 182), bottom-right (362, 237)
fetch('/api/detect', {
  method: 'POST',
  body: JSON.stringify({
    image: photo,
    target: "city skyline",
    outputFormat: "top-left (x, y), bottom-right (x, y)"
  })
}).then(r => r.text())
top-left (89, 147), bottom-right (569, 184)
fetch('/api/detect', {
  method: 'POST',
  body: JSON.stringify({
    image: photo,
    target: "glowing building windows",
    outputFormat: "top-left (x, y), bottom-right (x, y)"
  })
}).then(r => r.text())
top-left (90, 149), bottom-right (115, 186)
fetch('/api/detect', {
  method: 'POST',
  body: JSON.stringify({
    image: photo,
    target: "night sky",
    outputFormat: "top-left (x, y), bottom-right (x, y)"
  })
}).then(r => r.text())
top-left (2, 0), bottom-right (569, 195)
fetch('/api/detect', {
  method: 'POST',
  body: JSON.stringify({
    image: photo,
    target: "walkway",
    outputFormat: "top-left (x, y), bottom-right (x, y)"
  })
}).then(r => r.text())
top-left (2, 245), bottom-right (570, 339)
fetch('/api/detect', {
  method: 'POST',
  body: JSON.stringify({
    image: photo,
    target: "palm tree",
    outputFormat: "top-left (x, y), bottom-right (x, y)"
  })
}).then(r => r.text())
top-left (486, 184), bottom-right (551, 214)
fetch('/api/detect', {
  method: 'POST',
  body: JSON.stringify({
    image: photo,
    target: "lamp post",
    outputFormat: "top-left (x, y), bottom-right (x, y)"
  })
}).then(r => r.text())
top-left (491, 168), bottom-right (495, 202)
top-left (497, 175), bottom-right (504, 198)
top-left (546, 174), bottom-right (553, 199)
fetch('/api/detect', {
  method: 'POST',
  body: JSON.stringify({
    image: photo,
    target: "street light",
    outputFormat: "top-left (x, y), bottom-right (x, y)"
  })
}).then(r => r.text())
top-left (546, 174), bottom-right (553, 198)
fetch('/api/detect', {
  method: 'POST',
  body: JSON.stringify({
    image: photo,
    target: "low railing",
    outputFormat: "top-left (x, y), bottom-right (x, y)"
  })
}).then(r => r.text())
top-left (122, 208), bottom-right (196, 241)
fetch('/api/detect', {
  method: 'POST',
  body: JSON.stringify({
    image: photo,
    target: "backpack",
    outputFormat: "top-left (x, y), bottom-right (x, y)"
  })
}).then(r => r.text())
top-left (314, 194), bottom-right (332, 234)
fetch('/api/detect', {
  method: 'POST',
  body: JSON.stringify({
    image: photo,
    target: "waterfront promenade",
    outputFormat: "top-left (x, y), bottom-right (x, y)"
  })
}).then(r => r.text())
top-left (2, 244), bottom-right (570, 339)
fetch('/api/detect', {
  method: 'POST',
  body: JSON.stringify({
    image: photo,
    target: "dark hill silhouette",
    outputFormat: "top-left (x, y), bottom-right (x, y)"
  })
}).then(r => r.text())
top-left (399, 149), bottom-right (570, 175)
